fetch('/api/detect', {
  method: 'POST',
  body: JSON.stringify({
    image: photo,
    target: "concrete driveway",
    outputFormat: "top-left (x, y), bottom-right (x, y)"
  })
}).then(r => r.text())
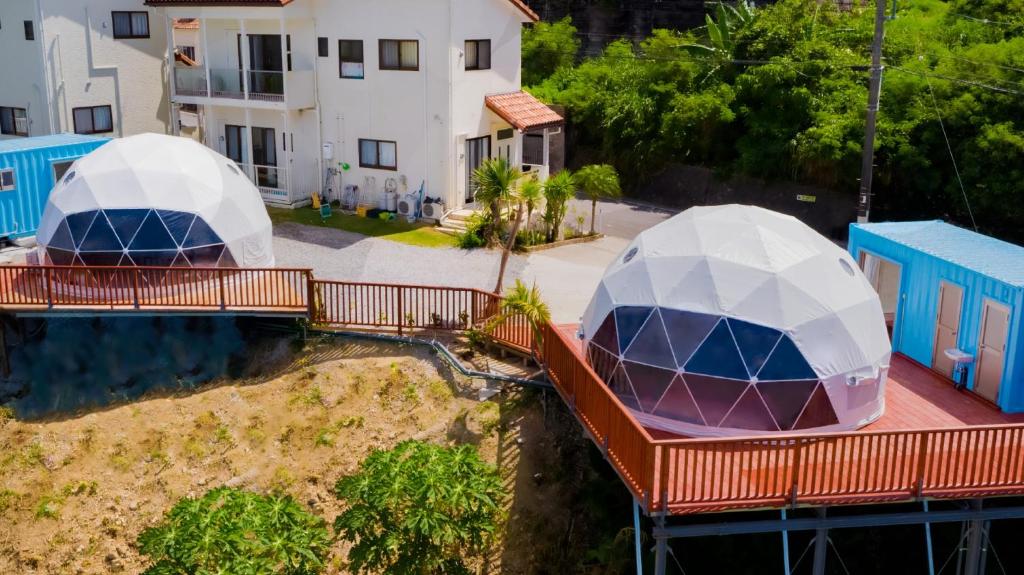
top-left (521, 199), bottom-right (674, 323)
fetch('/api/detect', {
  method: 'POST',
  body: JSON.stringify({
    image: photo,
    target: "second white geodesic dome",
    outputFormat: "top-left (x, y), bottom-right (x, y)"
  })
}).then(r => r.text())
top-left (580, 205), bottom-right (891, 437)
top-left (36, 133), bottom-right (273, 268)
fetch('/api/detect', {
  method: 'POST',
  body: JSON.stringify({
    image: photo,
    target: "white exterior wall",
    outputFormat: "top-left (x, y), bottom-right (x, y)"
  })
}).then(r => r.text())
top-left (0, 0), bottom-right (171, 139)
top-left (159, 0), bottom-right (533, 210)
top-left (0, 1), bottom-right (51, 139)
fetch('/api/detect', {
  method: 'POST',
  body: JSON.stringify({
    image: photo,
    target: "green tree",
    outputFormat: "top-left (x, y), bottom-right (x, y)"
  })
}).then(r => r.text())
top-left (522, 16), bottom-right (581, 87)
top-left (575, 164), bottom-right (622, 235)
top-left (541, 170), bottom-right (576, 243)
top-left (333, 440), bottom-right (504, 575)
top-left (137, 487), bottom-right (330, 575)
top-left (519, 178), bottom-right (544, 244)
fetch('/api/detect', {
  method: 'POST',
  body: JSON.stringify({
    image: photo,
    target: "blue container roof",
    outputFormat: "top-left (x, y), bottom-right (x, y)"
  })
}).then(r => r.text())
top-left (0, 134), bottom-right (109, 154)
top-left (853, 220), bottom-right (1024, 288)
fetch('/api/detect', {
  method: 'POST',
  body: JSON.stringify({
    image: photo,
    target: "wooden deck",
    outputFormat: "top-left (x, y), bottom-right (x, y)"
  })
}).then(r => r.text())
top-left (2, 263), bottom-right (1023, 517)
top-left (543, 324), bottom-right (1024, 515)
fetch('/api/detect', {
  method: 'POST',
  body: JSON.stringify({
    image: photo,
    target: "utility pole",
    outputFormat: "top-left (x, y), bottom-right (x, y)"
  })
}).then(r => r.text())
top-left (857, 0), bottom-right (889, 223)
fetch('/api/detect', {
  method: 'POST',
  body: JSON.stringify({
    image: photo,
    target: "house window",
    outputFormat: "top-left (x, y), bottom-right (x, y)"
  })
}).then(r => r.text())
top-left (0, 169), bottom-right (15, 192)
top-left (359, 139), bottom-right (398, 170)
top-left (339, 40), bottom-right (364, 79)
top-left (72, 106), bottom-right (114, 135)
top-left (379, 39), bottom-right (418, 71)
top-left (465, 39), bottom-right (491, 70)
top-left (24, 20), bottom-right (34, 41)
top-left (176, 45), bottom-right (196, 60)
top-left (496, 128), bottom-right (514, 141)
top-left (112, 12), bottom-right (150, 39)
top-left (0, 107), bottom-right (28, 136)
top-left (318, 37), bottom-right (329, 58)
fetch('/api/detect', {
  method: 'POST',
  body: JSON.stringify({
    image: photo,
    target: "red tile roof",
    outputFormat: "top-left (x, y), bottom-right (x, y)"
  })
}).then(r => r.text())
top-left (147, 0), bottom-right (538, 20)
top-left (485, 91), bottom-right (564, 132)
top-left (173, 18), bottom-right (200, 30)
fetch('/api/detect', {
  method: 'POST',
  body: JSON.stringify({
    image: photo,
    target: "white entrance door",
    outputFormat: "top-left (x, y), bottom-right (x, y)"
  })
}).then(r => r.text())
top-left (931, 281), bottom-right (964, 377)
top-left (465, 136), bottom-right (490, 205)
top-left (974, 300), bottom-right (1010, 403)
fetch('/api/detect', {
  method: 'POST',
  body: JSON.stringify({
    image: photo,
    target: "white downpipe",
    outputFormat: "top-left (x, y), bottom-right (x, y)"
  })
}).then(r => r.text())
top-left (35, 0), bottom-right (56, 134)
top-left (163, 12), bottom-right (177, 136)
top-left (312, 17), bottom-right (325, 201)
top-left (448, 0), bottom-right (456, 208)
top-left (416, 29), bottom-right (429, 199)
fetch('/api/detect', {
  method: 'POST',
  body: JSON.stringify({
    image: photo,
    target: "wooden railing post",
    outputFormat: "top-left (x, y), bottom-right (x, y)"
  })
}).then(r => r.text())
top-left (915, 431), bottom-right (930, 498)
top-left (219, 269), bottom-right (227, 311)
top-left (471, 292), bottom-right (478, 327)
top-left (45, 267), bottom-right (54, 309)
top-left (133, 268), bottom-right (141, 310)
top-left (790, 438), bottom-right (803, 507)
top-left (397, 286), bottom-right (404, 336)
top-left (305, 271), bottom-right (315, 321)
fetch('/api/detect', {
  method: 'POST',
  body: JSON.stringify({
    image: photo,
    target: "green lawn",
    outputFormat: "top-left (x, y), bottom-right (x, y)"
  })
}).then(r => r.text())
top-left (268, 206), bottom-right (457, 249)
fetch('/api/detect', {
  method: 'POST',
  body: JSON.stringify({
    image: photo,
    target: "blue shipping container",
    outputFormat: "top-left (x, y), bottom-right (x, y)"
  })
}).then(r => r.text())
top-left (849, 221), bottom-right (1024, 413)
top-left (0, 134), bottom-right (110, 239)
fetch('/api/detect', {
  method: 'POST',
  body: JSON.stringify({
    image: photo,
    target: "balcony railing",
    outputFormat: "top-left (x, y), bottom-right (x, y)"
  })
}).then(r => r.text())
top-left (173, 68), bottom-right (312, 109)
top-left (238, 162), bottom-right (318, 206)
top-left (174, 66), bottom-right (208, 97)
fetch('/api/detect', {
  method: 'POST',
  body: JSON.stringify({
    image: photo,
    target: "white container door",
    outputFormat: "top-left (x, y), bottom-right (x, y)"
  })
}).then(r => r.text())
top-left (931, 281), bottom-right (964, 377)
top-left (974, 300), bottom-right (1010, 403)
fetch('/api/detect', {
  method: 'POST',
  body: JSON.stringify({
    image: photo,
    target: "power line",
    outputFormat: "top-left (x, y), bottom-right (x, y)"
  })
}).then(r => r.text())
top-left (889, 66), bottom-right (1024, 96)
top-left (923, 73), bottom-right (978, 232)
top-left (928, 52), bottom-right (1024, 75)
top-left (947, 12), bottom-right (1023, 27)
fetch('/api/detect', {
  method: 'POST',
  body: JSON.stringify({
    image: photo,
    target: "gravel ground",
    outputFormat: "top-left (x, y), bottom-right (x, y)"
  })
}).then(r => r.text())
top-left (272, 222), bottom-right (527, 290)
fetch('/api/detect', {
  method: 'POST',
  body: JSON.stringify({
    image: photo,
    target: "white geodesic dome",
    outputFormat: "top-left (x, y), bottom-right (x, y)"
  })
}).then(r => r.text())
top-left (36, 133), bottom-right (273, 268)
top-left (580, 205), bottom-right (891, 437)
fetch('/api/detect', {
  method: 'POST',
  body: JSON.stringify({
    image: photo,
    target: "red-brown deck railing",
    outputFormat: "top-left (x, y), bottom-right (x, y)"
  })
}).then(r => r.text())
top-left (1, 264), bottom-right (1023, 515)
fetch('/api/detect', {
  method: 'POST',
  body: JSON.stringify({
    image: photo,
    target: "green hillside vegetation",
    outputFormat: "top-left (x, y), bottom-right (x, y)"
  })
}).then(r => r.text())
top-left (526, 0), bottom-right (1024, 241)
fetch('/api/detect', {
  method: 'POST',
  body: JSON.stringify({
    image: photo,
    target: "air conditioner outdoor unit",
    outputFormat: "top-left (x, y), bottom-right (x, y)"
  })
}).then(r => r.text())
top-left (397, 193), bottom-right (417, 218)
top-left (421, 202), bottom-right (442, 221)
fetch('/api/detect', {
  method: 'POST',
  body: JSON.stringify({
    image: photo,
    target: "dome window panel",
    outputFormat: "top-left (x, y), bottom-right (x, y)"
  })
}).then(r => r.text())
top-left (78, 251), bottom-right (125, 267)
top-left (757, 379), bottom-right (819, 431)
top-left (170, 253), bottom-right (192, 268)
top-left (757, 336), bottom-right (818, 381)
top-left (727, 318), bottom-right (783, 378)
top-left (65, 211), bottom-right (98, 249)
top-left (48, 220), bottom-right (75, 251)
top-left (104, 209), bottom-right (151, 247)
top-left (590, 313), bottom-right (619, 355)
top-left (129, 211), bottom-right (178, 251)
top-left (130, 250), bottom-right (179, 268)
top-left (660, 308), bottom-right (720, 368)
top-left (157, 210), bottom-right (197, 247)
top-left (720, 386), bottom-right (780, 431)
top-left (183, 245), bottom-right (225, 268)
top-left (586, 343), bottom-right (618, 383)
top-left (652, 375), bottom-right (705, 425)
top-left (683, 319), bottom-right (749, 381)
top-left (614, 306), bottom-right (653, 353)
top-left (46, 247), bottom-right (76, 266)
top-left (793, 383), bottom-right (840, 429)
top-left (217, 249), bottom-right (238, 268)
top-left (608, 362), bottom-right (641, 411)
top-left (623, 309), bottom-right (675, 369)
top-left (683, 374), bottom-right (749, 427)
top-left (622, 360), bottom-right (676, 413)
top-left (182, 217), bottom-right (223, 248)
top-left (78, 212), bottom-right (124, 252)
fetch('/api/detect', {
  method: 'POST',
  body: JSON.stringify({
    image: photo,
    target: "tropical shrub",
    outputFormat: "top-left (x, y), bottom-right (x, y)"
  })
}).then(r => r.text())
top-left (575, 164), bottom-right (622, 234)
top-left (333, 440), bottom-right (504, 574)
top-left (137, 486), bottom-right (330, 575)
top-left (522, 16), bottom-right (581, 87)
top-left (541, 170), bottom-right (576, 243)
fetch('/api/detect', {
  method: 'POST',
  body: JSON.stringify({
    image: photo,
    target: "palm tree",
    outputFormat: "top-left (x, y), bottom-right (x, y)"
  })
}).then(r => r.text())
top-left (519, 179), bottom-right (544, 245)
top-left (493, 179), bottom-right (528, 294)
top-left (575, 164), bottom-right (622, 235)
top-left (541, 170), bottom-right (576, 243)
top-left (472, 158), bottom-right (520, 248)
top-left (488, 280), bottom-right (551, 354)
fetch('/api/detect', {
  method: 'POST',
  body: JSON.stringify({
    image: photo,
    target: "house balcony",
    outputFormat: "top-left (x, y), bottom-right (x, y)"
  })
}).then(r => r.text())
top-left (173, 66), bottom-right (315, 111)
top-left (238, 162), bottom-right (318, 206)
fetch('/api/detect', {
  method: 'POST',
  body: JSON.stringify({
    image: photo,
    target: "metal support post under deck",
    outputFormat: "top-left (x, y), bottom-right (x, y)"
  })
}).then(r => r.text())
top-left (924, 501), bottom-right (936, 575)
top-left (963, 500), bottom-right (984, 575)
top-left (812, 508), bottom-right (828, 575)
top-left (781, 509), bottom-right (791, 575)
top-left (654, 516), bottom-right (668, 575)
top-left (634, 501), bottom-right (644, 575)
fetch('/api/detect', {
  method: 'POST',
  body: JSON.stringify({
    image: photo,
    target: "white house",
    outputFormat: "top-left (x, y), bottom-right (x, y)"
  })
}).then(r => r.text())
top-left (147, 0), bottom-right (563, 214)
top-left (0, 0), bottom-right (171, 141)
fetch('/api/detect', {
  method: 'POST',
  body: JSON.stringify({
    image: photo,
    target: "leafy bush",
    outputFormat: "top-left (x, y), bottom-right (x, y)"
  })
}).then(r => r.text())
top-left (541, 170), bottom-right (576, 242)
top-left (333, 440), bottom-right (504, 574)
top-left (454, 212), bottom-right (488, 249)
top-left (137, 487), bottom-right (330, 575)
top-left (522, 16), bottom-right (581, 87)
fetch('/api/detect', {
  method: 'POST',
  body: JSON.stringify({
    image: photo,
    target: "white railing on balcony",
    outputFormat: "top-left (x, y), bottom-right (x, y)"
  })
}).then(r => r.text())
top-left (210, 68), bottom-right (245, 100)
top-left (174, 66), bottom-right (208, 97)
top-left (14, 117), bottom-right (28, 135)
top-left (247, 70), bottom-right (285, 102)
top-left (239, 163), bottom-right (318, 206)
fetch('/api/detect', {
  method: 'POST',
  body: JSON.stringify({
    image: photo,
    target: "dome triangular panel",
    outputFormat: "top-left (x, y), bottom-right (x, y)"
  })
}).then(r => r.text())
top-left (652, 375), bottom-right (705, 425)
top-left (757, 336), bottom-right (817, 381)
top-left (129, 211), bottom-right (177, 251)
top-left (757, 379), bottom-right (818, 431)
top-left (623, 310), bottom-right (675, 369)
top-left (793, 383), bottom-right (839, 429)
top-left (660, 308), bottom-right (719, 368)
top-left (614, 307), bottom-right (652, 354)
top-left (684, 319), bottom-right (748, 380)
top-left (684, 373), bottom-right (748, 426)
top-left (79, 212), bottom-right (123, 252)
top-left (591, 313), bottom-right (619, 355)
top-left (720, 386), bottom-right (779, 431)
top-left (727, 318), bottom-right (782, 378)
top-left (623, 360), bottom-right (676, 413)
top-left (66, 211), bottom-right (98, 249)
top-left (105, 209), bottom-right (150, 247)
